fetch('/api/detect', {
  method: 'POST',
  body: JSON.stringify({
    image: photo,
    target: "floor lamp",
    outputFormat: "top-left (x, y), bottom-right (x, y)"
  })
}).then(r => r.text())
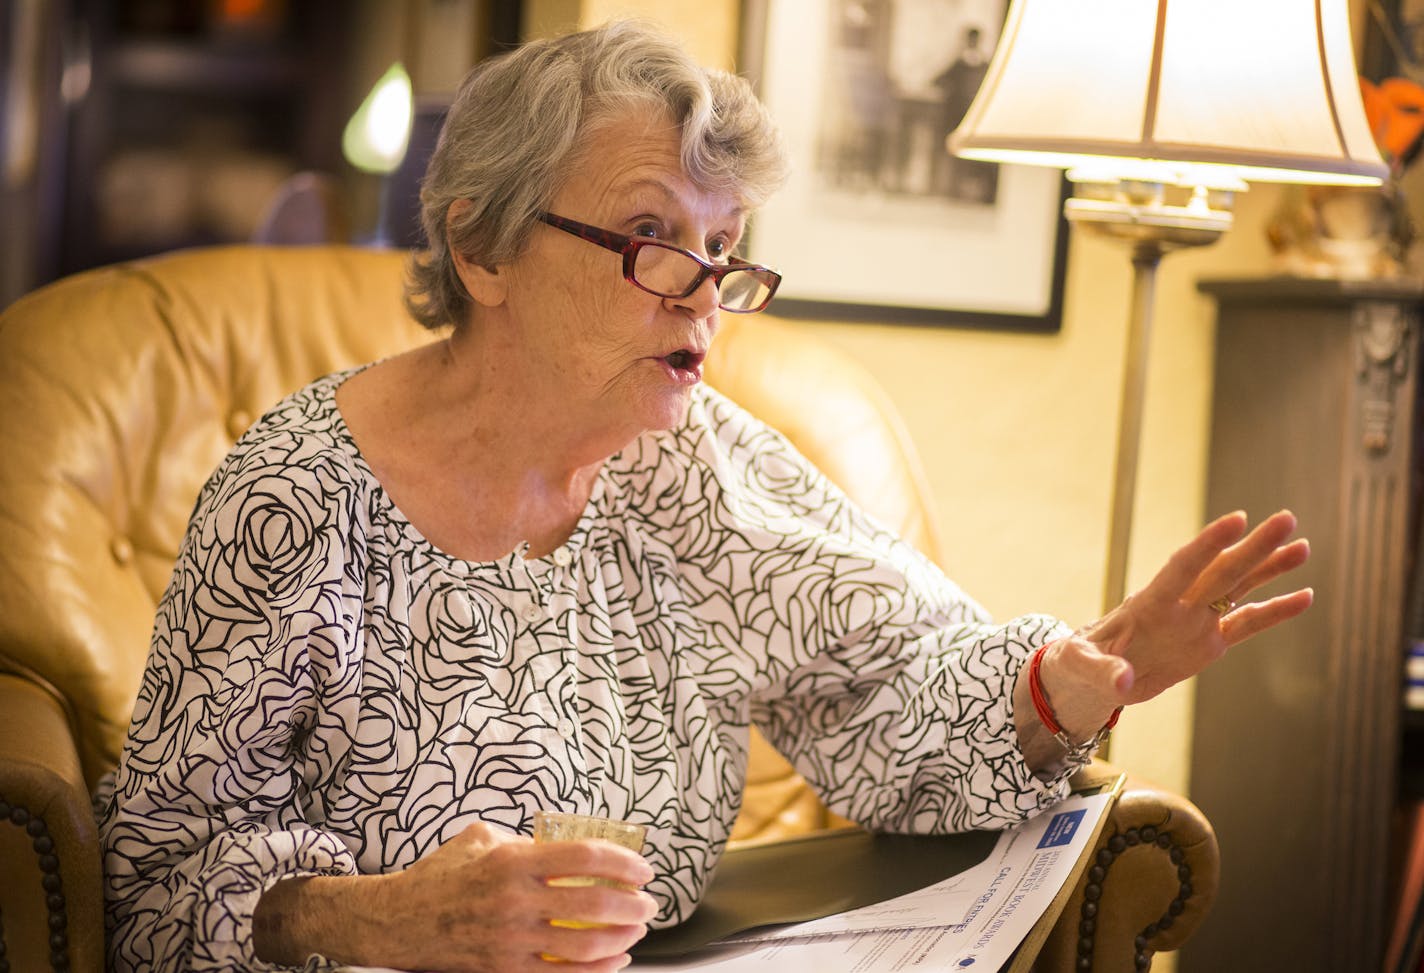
top-left (950, 0), bottom-right (1389, 614)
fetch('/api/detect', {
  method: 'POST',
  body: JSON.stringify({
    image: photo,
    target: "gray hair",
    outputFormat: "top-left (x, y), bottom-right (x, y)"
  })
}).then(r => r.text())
top-left (403, 19), bottom-right (790, 332)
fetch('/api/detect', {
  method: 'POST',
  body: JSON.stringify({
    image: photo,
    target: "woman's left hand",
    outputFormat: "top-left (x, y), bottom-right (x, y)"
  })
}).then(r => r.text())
top-left (1021, 510), bottom-right (1312, 758)
top-left (1088, 507), bottom-right (1312, 699)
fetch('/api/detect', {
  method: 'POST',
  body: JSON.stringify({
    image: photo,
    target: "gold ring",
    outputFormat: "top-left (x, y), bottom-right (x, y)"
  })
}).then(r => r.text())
top-left (1208, 596), bottom-right (1235, 615)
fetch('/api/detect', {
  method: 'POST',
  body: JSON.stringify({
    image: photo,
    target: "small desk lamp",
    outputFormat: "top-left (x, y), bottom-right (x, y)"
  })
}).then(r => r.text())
top-left (342, 61), bottom-right (414, 246)
top-left (949, 0), bottom-right (1388, 612)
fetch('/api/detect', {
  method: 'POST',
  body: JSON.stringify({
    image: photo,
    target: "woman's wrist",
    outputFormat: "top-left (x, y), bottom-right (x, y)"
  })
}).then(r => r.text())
top-left (254, 871), bottom-right (394, 968)
top-left (1028, 641), bottom-right (1121, 760)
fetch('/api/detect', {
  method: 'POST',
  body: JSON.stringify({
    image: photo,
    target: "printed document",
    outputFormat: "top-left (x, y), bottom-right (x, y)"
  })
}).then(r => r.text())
top-left (631, 790), bottom-right (1113, 972)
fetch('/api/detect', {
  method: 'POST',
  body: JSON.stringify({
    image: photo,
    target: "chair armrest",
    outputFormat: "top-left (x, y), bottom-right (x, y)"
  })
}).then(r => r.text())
top-left (1038, 760), bottom-right (1220, 973)
top-left (0, 672), bottom-right (104, 973)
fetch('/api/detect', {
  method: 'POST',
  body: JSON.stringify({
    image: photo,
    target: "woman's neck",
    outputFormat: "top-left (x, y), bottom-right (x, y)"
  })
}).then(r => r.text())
top-left (336, 338), bottom-right (612, 562)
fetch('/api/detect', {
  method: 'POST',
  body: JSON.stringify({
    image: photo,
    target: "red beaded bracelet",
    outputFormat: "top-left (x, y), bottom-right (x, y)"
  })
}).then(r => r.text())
top-left (1029, 642), bottom-right (1122, 761)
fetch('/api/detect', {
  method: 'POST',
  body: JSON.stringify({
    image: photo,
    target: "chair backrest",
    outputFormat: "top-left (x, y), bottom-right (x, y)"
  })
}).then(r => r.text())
top-left (0, 245), bottom-right (945, 824)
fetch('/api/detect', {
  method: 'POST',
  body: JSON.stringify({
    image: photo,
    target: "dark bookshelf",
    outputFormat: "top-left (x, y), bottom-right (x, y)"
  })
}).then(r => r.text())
top-left (56, 0), bottom-right (355, 278)
top-left (2, 0), bottom-right (524, 308)
top-left (1404, 713), bottom-right (1424, 804)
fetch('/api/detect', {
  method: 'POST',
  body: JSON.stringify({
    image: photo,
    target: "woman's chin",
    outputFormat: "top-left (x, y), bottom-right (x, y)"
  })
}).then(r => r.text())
top-left (639, 387), bottom-right (695, 434)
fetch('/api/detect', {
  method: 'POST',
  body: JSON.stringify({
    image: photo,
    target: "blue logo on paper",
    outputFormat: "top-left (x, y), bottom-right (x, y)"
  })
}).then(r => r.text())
top-left (1037, 808), bottom-right (1087, 849)
top-left (957, 960), bottom-right (976, 967)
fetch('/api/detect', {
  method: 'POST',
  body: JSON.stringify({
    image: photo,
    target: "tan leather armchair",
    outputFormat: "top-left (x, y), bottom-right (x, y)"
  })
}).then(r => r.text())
top-left (0, 245), bottom-right (1218, 973)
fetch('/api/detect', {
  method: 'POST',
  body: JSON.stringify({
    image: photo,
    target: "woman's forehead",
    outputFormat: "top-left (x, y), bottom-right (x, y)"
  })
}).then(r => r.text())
top-left (571, 112), bottom-right (682, 186)
top-left (562, 114), bottom-right (744, 220)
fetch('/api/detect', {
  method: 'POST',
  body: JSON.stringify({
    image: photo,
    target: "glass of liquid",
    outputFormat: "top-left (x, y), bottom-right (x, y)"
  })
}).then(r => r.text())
top-left (533, 811), bottom-right (647, 934)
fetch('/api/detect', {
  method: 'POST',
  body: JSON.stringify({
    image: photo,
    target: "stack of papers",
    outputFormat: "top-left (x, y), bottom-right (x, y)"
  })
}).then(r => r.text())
top-left (632, 790), bottom-right (1115, 972)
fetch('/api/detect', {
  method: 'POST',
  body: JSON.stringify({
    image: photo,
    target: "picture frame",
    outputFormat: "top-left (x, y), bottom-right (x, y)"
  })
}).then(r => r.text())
top-left (738, 0), bottom-right (1068, 332)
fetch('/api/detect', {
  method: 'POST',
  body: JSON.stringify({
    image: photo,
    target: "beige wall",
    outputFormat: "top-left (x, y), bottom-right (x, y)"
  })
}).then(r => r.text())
top-left (524, 2), bottom-right (1298, 801)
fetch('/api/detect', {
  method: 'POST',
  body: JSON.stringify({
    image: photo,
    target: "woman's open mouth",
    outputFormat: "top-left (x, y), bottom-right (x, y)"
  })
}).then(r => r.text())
top-left (661, 349), bottom-right (706, 383)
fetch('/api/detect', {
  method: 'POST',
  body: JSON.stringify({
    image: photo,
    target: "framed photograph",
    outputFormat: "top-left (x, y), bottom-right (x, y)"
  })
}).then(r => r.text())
top-left (739, 0), bottom-right (1068, 332)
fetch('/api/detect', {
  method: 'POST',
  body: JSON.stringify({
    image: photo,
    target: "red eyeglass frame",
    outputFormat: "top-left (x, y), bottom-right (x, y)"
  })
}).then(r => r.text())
top-left (537, 211), bottom-right (781, 312)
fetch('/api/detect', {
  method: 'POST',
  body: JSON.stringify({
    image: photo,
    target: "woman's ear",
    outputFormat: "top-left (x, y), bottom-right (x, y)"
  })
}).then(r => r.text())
top-left (447, 199), bottom-right (508, 307)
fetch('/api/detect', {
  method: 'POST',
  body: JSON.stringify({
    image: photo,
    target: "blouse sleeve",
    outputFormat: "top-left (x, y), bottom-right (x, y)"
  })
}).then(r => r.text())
top-left (100, 447), bottom-right (366, 972)
top-left (637, 389), bottom-right (1080, 834)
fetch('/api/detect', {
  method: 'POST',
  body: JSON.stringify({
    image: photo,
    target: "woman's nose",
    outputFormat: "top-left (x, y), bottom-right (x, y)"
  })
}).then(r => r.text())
top-left (668, 271), bottom-right (721, 320)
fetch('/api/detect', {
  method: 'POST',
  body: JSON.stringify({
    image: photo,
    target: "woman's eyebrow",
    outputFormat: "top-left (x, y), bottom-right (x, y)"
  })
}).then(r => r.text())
top-left (613, 177), bottom-right (677, 205)
top-left (614, 178), bottom-right (748, 222)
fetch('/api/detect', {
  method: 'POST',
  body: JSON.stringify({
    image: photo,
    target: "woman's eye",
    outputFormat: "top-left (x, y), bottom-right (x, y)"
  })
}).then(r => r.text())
top-left (707, 239), bottom-right (729, 260)
top-left (631, 222), bottom-right (660, 239)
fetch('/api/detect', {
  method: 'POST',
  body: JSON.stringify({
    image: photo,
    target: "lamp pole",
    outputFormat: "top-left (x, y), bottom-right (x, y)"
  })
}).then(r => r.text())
top-left (1101, 242), bottom-right (1161, 613)
top-left (1063, 181), bottom-right (1232, 613)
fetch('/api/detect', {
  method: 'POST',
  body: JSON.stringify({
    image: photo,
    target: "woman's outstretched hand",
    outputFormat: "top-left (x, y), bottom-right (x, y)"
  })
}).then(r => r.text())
top-left (1017, 510), bottom-right (1312, 769)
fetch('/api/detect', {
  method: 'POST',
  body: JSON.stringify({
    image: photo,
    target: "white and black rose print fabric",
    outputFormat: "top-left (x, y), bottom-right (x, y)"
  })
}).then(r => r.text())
top-left (99, 373), bottom-right (1075, 970)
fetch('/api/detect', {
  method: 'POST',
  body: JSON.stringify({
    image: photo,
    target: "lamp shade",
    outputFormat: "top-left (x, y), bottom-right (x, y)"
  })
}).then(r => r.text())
top-left (950, 0), bottom-right (1388, 188)
top-left (343, 62), bottom-right (414, 176)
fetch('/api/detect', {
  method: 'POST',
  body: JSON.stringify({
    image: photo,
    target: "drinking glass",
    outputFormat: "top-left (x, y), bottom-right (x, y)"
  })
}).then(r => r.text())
top-left (533, 811), bottom-right (647, 935)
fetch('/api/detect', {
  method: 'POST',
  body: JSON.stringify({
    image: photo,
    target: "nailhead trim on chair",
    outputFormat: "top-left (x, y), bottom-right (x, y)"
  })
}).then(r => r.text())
top-left (0, 798), bottom-right (70, 973)
top-left (1074, 824), bottom-right (1191, 972)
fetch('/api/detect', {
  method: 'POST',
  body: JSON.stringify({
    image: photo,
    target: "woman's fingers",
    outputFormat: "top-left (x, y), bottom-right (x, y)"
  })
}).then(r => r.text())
top-left (1179, 509), bottom-right (1302, 608)
top-left (1219, 588), bottom-right (1314, 646)
top-left (1218, 537), bottom-right (1310, 605)
top-left (535, 839), bottom-right (655, 889)
top-left (541, 919), bottom-right (649, 963)
top-left (501, 883), bottom-right (653, 970)
top-left (530, 950), bottom-right (635, 972)
top-left (535, 875), bottom-right (654, 969)
top-left (1149, 510), bottom-right (1251, 601)
top-left (541, 881), bottom-right (659, 926)
top-left (529, 841), bottom-right (657, 965)
top-left (1214, 510), bottom-right (1303, 592)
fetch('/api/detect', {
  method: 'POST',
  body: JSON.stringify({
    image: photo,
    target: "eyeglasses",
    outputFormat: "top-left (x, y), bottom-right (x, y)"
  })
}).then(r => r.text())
top-left (537, 212), bottom-right (781, 313)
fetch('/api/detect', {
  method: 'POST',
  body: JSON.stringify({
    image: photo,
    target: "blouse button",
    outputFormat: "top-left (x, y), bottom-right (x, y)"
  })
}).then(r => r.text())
top-left (558, 719), bottom-right (576, 738)
top-left (520, 603), bottom-right (541, 623)
top-left (552, 547), bottom-right (572, 567)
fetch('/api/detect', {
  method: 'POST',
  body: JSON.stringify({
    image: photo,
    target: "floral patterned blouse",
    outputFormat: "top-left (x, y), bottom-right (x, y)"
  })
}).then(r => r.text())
top-left (99, 373), bottom-right (1077, 971)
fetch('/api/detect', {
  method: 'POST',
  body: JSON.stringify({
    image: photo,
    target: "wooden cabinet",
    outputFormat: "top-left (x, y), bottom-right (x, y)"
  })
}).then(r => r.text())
top-left (1183, 278), bottom-right (1421, 973)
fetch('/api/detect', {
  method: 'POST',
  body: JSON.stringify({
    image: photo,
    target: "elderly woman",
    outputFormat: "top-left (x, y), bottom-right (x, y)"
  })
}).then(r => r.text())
top-left (98, 19), bottom-right (1311, 973)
